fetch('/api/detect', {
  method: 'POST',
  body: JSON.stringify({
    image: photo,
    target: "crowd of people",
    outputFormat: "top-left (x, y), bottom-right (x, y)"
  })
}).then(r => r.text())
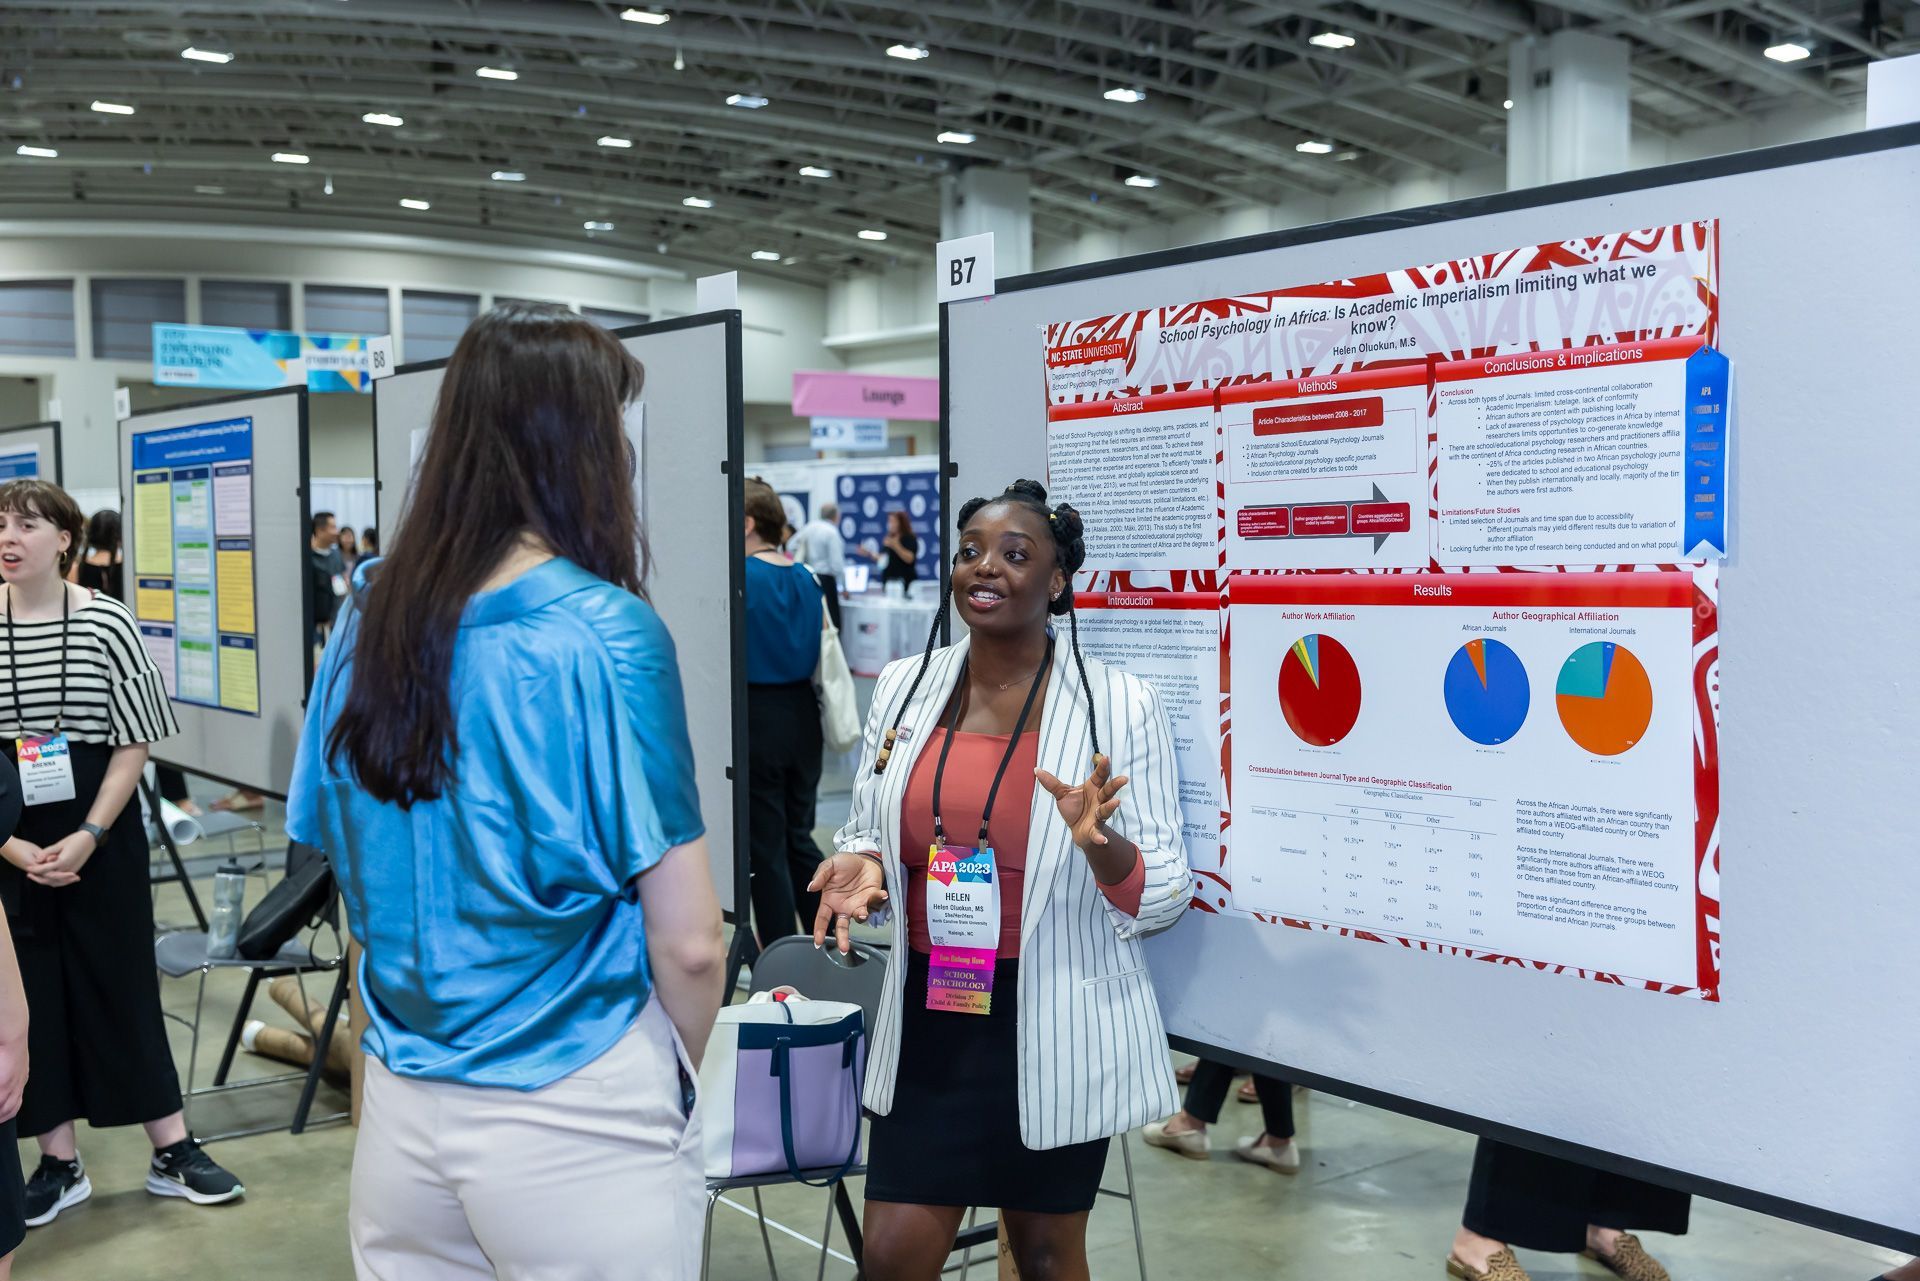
top-left (0, 300), bottom-right (1905, 1281)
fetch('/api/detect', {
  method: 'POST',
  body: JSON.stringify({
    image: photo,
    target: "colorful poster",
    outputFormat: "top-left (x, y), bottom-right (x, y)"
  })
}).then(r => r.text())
top-left (836, 471), bottom-right (941, 584)
top-left (1225, 571), bottom-right (1715, 997)
top-left (154, 324), bottom-right (381, 394)
top-left (129, 417), bottom-right (260, 718)
top-left (0, 447), bottom-right (39, 480)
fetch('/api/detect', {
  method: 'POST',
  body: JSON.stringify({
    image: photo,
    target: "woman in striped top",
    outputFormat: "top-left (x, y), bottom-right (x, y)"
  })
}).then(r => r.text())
top-left (0, 480), bottom-right (243, 1229)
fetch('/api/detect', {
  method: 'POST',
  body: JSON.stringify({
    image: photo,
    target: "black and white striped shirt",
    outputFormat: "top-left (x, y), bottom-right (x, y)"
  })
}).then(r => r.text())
top-left (0, 591), bottom-right (179, 746)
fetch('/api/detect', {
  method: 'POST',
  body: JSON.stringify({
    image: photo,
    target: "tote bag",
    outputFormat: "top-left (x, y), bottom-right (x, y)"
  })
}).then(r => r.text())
top-left (700, 992), bottom-right (865, 1185)
top-left (815, 616), bottom-right (861, 754)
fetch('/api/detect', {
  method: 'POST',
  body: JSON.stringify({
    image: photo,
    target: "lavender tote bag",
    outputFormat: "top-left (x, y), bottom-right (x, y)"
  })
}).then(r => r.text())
top-left (700, 991), bottom-right (866, 1185)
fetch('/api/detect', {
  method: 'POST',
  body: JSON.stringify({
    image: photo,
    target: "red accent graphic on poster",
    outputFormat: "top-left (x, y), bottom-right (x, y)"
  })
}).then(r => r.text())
top-left (1277, 634), bottom-right (1362, 746)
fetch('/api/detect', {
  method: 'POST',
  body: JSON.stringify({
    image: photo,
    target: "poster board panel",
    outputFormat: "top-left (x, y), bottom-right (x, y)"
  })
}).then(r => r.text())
top-left (118, 388), bottom-right (310, 797)
top-left (943, 128), bottom-right (1920, 1249)
top-left (0, 421), bottom-right (62, 484)
top-left (372, 313), bottom-right (746, 918)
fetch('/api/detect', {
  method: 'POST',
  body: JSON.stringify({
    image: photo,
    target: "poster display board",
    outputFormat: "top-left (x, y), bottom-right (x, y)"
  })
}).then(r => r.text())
top-left (944, 127), bottom-right (1920, 1252)
top-left (119, 388), bottom-right (310, 796)
top-left (0, 421), bottom-right (61, 484)
top-left (372, 314), bottom-right (747, 921)
top-left (837, 469), bottom-right (942, 583)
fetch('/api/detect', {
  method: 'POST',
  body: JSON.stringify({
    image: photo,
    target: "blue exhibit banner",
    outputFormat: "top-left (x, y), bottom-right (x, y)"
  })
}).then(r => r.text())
top-left (131, 417), bottom-right (253, 471)
top-left (810, 417), bottom-right (889, 451)
top-left (837, 470), bottom-right (941, 583)
top-left (0, 447), bottom-right (39, 480)
top-left (154, 324), bottom-right (379, 394)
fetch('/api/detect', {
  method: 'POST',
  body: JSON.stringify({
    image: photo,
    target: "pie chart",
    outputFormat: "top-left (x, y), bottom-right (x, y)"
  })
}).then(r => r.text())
top-left (1443, 638), bottom-right (1530, 745)
top-left (1278, 634), bottom-right (1362, 746)
top-left (1555, 642), bottom-right (1653, 756)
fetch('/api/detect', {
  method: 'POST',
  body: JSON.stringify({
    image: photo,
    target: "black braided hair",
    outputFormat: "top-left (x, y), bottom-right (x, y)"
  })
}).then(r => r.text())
top-left (872, 478), bottom-right (1098, 773)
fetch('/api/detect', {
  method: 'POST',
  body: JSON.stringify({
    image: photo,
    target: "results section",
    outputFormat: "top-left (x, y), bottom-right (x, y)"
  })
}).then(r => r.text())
top-left (1227, 572), bottom-right (1703, 990)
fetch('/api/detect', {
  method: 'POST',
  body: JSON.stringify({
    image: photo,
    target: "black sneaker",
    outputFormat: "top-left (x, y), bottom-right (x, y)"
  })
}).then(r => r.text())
top-left (23, 1154), bottom-right (91, 1227)
top-left (146, 1138), bottom-right (244, 1205)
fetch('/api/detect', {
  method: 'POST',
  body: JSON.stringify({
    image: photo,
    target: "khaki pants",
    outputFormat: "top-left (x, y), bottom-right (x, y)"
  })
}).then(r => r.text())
top-left (350, 998), bottom-right (703, 1280)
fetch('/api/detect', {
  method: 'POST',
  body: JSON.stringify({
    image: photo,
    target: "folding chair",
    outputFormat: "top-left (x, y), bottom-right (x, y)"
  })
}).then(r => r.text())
top-left (702, 934), bottom-right (887, 1281)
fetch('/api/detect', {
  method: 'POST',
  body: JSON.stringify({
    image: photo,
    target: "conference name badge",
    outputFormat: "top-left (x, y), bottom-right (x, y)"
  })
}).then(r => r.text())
top-left (925, 843), bottom-right (998, 1015)
top-left (16, 733), bottom-right (77, 806)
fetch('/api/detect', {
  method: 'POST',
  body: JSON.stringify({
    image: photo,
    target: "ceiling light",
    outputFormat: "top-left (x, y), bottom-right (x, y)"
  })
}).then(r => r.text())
top-left (619, 7), bottom-right (671, 22)
top-left (271, 151), bottom-right (310, 164)
top-left (752, 250), bottom-right (781, 261)
top-left (683, 196), bottom-right (713, 208)
top-left (181, 47), bottom-right (233, 64)
top-left (323, 175), bottom-right (334, 195)
top-left (15, 144), bottom-right (57, 158)
top-left (597, 135), bottom-right (633, 148)
top-left (1503, 98), bottom-right (1514, 109)
top-left (1103, 86), bottom-right (1146, 103)
top-left (1125, 173), bottom-right (1159, 188)
top-left (936, 130), bottom-right (975, 145)
top-left (1309, 31), bottom-right (1356, 49)
top-left (476, 66), bottom-right (519, 80)
top-left (91, 100), bottom-right (135, 115)
top-left (584, 220), bottom-right (615, 231)
top-left (798, 165), bottom-right (834, 178)
top-left (362, 112), bottom-right (404, 127)
top-left (194, 184), bottom-right (225, 194)
top-left (400, 198), bottom-right (431, 210)
top-left (857, 228), bottom-right (888, 241)
top-left (1295, 139), bottom-right (1334, 154)
top-left (887, 44), bottom-right (930, 61)
top-left (726, 93), bottom-right (769, 108)
top-left (491, 169), bottom-right (526, 181)
top-left (1764, 41), bottom-right (1811, 62)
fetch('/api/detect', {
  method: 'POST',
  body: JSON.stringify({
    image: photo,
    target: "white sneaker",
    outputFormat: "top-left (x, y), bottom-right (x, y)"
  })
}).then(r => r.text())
top-left (1233, 1134), bottom-right (1301, 1174)
top-left (1141, 1119), bottom-right (1210, 1159)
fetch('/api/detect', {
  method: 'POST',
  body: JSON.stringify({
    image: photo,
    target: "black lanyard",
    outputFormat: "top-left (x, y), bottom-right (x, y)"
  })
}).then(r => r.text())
top-left (929, 636), bottom-right (1052, 849)
top-left (6, 584), bottom-right (71, 737)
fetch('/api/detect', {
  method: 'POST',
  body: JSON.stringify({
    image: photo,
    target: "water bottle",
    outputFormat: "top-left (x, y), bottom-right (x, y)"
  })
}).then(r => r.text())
top-left (207, 860), bottom-right (247, 959)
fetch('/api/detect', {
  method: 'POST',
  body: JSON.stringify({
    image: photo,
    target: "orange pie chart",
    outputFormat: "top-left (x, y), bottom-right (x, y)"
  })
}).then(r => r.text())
top-left (1554, 642), bottom-right (1653, 756)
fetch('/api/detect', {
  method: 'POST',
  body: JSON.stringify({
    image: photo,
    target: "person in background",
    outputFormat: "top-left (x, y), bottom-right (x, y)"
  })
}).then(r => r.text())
top-left (742, 477), bottom-right (828, 949)
top-left (337, 527), bottom-right (360, 576)
top-left (792, 501), bottom-right (847, 630)
top-left (878, 509), bottom-right (919, 592)
top-left (0, 479), bottom-right (244, 1229)
top-left (287, 301), bottom-right (724, 1279)
top-left (67, 509), bottom-right (121, 600)
top-left (1143, 1060), bottom-right (1300, 1173)
top-left (1448, 1140), bottom-right (1689, 1281)
top-left (308, 511), bottom-right (345, 647)
top-left (360, 527), bottom-right (380, 559)
top-left (0, 752), bottom-right (29, 1277)
top-left (810, 479), bottom-right (1192, 1280)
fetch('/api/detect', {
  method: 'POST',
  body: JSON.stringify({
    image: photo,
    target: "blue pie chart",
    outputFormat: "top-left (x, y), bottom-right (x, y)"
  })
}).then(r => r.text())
top-left (1443, 638), bottom-right (1530, 745)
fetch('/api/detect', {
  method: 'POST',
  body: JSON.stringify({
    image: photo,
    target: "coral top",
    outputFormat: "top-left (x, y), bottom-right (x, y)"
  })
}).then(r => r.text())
top-left (901, 730), bottom-right (1143, 958)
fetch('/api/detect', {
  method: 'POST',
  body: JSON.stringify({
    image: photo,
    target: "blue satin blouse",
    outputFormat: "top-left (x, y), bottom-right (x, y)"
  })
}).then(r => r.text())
top-left (286, 557), bottom-right (704, 1090)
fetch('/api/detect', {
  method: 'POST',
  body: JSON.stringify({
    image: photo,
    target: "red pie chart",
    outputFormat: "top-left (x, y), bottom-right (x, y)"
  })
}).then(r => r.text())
top-left (1278, 634), bottom-right (1362, 746)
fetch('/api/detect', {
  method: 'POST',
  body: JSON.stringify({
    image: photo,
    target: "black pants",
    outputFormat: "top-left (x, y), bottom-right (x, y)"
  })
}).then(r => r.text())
top-left (156, 764), bottom-right (190, 804)
top-left (1463, 1139), bottom-right (1691, 1253)
top-left (746, 681), bottom-right (826, 946)
top-left (815, 573), bottom-right (842, 631)
top-left (1185, 1059), bottom-right (1295, 1139)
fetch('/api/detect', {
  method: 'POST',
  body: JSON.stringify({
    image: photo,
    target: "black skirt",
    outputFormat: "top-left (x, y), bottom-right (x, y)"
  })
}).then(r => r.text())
top-left (866, 951), bottom-right (1110, 1215)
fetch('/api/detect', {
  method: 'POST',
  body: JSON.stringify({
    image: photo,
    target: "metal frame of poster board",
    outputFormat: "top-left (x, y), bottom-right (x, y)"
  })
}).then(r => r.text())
top-left (118, 385), bottom-right (313, 799)
top-left (940, 124), bottom-right (1920, 1254)
top-left (0, 421), bottom-right (63, 484)
top-left (369, 312), bottom-right (751, 942)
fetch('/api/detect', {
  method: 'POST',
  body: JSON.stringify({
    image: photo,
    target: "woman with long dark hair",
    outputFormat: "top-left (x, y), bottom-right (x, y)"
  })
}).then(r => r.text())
top-left (67, 509), bottom-right (121, 600)
top-left (286, 303), bottom-right (725, 1279)
top-left (810, 479), bottom-right (1192, 1280)
top-left (877, 508), bottom-right (919, 591)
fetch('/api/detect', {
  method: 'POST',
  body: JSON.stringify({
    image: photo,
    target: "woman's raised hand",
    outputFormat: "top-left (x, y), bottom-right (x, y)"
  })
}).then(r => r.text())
top-left (1035, 754), bottom-right (1128, 853)
top-left (807, 853), bottom-right (889, 954)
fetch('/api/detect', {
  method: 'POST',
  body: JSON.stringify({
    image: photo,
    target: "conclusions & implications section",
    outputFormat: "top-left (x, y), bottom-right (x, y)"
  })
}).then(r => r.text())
top-left (1226, 571), bottom-right (1707, 993)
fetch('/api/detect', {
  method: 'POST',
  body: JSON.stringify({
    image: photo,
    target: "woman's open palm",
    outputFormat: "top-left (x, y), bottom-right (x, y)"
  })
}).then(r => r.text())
top-left (1036, 754), bottom-right (1127, 851)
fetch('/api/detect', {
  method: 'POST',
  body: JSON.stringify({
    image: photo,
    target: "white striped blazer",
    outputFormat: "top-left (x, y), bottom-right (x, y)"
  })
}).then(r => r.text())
top-left (833, 628), bottom-right (1193, 1150)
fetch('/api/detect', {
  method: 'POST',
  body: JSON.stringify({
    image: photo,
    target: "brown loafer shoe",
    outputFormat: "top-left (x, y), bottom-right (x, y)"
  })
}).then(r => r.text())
top-left (1581, 1234), bottom-right (1671, 1281)
top-left (1447, 1247), bottom-right (1533, 1281)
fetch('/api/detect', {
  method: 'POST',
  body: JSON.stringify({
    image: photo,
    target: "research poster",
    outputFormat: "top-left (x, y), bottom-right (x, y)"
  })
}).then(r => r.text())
top-left (1045, 389), bottom-right (1217, 573)
top-left (0, 446), bottom-right (40, 480)
top-left (129, 417), bottom-right (261, 716)
top-left (1072, 590), bottom-right (1223, 871)
top-left (1225, 572), bottom-right (1712, 995)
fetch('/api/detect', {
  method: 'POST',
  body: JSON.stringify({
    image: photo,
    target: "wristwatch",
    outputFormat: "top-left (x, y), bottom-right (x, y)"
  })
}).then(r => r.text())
top-left (79, 822), bottom-right (107, 844)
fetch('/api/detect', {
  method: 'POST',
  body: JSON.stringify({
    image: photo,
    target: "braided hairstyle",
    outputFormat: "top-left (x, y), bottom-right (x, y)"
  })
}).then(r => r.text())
top-left (873, 478), bottom-right (1098, 774)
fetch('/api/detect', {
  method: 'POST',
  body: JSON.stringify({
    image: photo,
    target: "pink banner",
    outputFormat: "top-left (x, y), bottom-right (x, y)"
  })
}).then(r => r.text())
top-left (792, 370), bottom-right (940, 421)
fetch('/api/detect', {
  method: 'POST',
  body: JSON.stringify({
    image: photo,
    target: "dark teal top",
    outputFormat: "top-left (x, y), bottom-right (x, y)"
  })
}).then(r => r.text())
top-left (744, 556), bottom-right (823, 685)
